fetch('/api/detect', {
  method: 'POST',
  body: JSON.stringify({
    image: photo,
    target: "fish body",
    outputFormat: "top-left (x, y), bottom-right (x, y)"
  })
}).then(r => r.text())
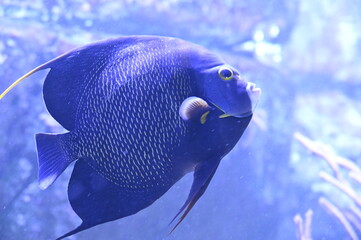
top-left (0, 36), bottom-right (260, 239)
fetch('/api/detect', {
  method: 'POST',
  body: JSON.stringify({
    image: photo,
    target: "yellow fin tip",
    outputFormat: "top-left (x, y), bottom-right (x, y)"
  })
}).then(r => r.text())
top-left (219, 114), bottom-right (231, 118)
top-left (0, 67), bottom-right (42, 99)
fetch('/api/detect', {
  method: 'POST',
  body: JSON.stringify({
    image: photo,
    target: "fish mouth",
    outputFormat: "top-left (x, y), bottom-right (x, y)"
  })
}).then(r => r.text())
top-left (246, 82), bottom-right (261, 112)
top-left (211, 81), bottom-right (261, 119)
top-left (219, 82), bottom-right (261, 118)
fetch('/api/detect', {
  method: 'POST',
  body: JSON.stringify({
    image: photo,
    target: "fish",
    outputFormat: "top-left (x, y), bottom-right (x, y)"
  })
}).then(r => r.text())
top-left (0, 35), bottom-right (261, 239)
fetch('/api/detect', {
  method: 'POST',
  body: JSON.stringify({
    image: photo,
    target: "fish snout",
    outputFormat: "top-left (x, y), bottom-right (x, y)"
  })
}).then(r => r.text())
top-left (246, 82), bottom-right (261, 113)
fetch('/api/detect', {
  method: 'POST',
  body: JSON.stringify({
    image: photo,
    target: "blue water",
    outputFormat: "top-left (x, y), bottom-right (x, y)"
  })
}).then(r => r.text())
top-left (1, 0), bottom-right (361, 239)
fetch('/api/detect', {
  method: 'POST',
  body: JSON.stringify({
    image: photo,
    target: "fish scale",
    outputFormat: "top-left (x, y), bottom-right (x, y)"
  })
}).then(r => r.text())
top-left (0, 36), bottom-right (260, 239)
top-left (74, 63), bottom-right (193, 189)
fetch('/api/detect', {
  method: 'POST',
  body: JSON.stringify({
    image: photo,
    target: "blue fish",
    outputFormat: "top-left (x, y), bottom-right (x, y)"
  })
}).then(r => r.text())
top-left (0, 35), bottom-right (261, 239)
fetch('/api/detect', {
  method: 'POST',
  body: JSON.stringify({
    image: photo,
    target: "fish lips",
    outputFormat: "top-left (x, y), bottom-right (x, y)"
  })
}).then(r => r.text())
top-left (246, 82), bottom-right (261, 112)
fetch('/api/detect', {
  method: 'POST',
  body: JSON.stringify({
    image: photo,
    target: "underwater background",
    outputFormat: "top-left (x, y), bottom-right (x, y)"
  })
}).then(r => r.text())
top-left (1, 0), bottom-right (361, 239)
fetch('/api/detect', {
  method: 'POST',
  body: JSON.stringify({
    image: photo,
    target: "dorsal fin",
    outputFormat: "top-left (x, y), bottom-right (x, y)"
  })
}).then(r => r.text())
top-left (0, 42), bottom-right (111, 130)
top-left (41, 41), bottom-right (117, 130)
top-left (1, 38), bottom-right (131, 130)
top-left (0, 51), bottom-right (68, 99)
top-left (1, 36), bottom-right (199, 130)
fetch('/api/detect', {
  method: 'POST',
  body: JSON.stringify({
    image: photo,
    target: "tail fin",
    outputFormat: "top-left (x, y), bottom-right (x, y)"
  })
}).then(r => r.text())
top-left (35, 133), bottom-right (74, 190)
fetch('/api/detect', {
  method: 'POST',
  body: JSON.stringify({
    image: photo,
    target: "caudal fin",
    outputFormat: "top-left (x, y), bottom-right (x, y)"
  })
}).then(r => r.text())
top-left (36, 133), bottom-right (74, 189)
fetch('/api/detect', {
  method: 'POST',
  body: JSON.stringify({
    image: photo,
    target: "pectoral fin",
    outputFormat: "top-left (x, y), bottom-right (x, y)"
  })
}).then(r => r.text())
top-left (179, 97), bottom-right (210, 123)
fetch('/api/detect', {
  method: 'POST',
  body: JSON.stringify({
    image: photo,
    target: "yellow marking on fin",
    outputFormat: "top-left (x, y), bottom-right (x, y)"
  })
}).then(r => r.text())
top-left (0, 47), bottom-right (73, 100)
top-left (219, 114), bottom-right (232, 118)
top-left (200, 111), bottom-right (210, 124)
top-left (0, 64), bottom-right (46, 99)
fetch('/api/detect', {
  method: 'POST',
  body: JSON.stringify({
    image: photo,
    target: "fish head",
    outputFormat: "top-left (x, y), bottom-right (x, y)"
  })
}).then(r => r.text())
top-left (176, 39), bottom-right (261, 118)
top-left (197, 64), bottom-right (261, 118)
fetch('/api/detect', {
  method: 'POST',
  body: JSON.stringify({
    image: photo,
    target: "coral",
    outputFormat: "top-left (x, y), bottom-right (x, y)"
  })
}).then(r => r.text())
top-left (294, 209), bottom-right (313, 240)
top-left (295, 132), bottom-right (361, 240)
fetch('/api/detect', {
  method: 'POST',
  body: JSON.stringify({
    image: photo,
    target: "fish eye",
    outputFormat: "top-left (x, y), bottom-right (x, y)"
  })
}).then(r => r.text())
top-left (218, 67), bottom-right (233, 81)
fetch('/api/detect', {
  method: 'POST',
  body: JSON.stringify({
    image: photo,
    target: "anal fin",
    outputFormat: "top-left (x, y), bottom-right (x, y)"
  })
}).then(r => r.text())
top-left (58, 158), bottom-right (174, 239)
